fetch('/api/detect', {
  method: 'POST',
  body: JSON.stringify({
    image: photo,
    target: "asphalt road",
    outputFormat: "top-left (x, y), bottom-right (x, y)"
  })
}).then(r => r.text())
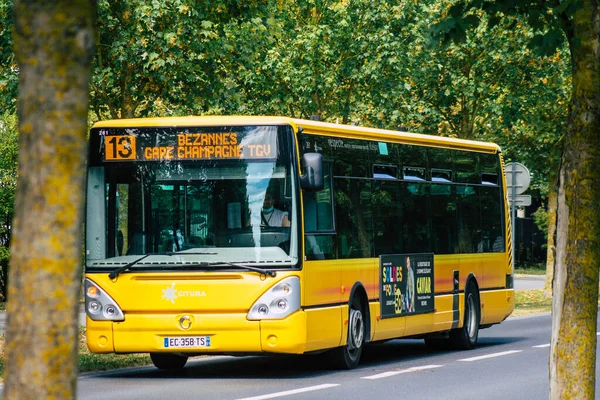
top-left (513, 275), bottom-right (545, 291)
top-left (0, 277), bottom-right (589, 399)
top-left (69, 311), bottom-right (599, 400)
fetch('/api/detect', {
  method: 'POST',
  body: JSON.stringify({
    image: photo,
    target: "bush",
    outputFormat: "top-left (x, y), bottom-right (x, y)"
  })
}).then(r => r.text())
top-left (532, 205), bottom-right (549, 241)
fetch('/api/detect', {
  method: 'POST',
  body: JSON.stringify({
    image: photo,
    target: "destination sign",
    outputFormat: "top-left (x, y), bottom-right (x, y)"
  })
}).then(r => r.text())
top-left (102, 128), bottom-right (277, 162)
top-left (105, 135), bottom-right (137, 161)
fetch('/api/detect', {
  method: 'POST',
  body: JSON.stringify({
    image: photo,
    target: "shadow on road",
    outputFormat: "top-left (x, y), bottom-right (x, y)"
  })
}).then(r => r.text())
top-left (88, 335), bottom-right (527, 381)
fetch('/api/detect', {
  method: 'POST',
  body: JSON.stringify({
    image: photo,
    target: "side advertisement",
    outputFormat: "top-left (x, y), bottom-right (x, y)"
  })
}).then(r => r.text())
top-left (380, 253), bottom-right (434, 318)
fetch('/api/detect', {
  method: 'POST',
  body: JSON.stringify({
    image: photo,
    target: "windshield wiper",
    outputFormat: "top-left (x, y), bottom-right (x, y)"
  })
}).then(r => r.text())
top-left (108, 251), bottom-right (218, 280)
top-left (177, 261), bottom-right (277, 278)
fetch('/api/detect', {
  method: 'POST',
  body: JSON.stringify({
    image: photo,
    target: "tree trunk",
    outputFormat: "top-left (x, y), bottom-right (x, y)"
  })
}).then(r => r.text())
top-left (544, 175), bottom-right (557, 292)
top-left (550, 2), bottom-right (600, 398)
top-left (5, 1), bottom-right (95, 399)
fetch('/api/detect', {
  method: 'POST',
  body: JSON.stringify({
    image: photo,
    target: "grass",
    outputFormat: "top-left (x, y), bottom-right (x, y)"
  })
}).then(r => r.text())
top-left (0, 287), bottom-right (555, 378)
top-left (514, 264), bottom-right (547, 276)
top-left (513, 289), bottom-right (552, 316)
top-left (77, 327), bottom-right (151, 373)
top-left (0, 328), bottom-right (151, 378)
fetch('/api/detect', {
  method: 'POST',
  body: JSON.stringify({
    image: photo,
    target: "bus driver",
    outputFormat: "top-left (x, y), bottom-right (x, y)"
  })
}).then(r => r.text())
top-left (261, 192), bottom-right (290, 227)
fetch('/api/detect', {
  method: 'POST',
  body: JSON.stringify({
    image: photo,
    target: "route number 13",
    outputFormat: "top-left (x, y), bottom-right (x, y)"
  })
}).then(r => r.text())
top-left (105, 135), bottom-right (136, 161)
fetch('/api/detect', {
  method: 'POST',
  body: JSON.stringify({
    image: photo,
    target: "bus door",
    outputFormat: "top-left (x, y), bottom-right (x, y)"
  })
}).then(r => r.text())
top-left (301, 162), bottom-right (343, 351)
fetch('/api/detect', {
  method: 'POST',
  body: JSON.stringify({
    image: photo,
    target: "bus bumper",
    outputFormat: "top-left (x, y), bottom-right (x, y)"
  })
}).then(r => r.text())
top-left (480, 288), bottom-right (515, 325)
top-left (86, 311), bottom-right (307, 355)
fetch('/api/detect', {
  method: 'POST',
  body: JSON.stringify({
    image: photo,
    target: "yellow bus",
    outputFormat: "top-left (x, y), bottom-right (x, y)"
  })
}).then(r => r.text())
top-left (84, 116), bottom-right (514, 370)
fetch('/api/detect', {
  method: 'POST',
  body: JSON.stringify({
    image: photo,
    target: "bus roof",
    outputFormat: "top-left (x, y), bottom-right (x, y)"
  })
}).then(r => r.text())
top-left (92, 115), bottom-right (292, 128)
top-left (292, 118), bottom-right (501, 154)
top-left (92, 115), bottom-right (501, 154)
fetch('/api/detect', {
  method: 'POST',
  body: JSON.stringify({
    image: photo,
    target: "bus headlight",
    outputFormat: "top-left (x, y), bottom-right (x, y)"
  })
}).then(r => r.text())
top-left (84, 279), bottom-right (125, 321)
top-left (247, 276), bottom-right (300, 320)
top-left (88, 300), bottom-right (101, 314)
top-left (277, 299), bottom-right (288, 310)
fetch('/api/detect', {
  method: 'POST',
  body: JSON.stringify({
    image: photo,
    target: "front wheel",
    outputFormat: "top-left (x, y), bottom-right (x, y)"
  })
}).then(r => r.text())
top-left (450, 282), bottom-right (480, 350)
top-left (150, 353), bottom-right (188, 370)
top-left (330, 297), bottom-right (365, 369)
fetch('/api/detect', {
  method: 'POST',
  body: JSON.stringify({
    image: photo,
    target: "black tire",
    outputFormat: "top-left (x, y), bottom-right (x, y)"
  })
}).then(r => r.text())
top-left (150, 353), bottom-right (188, 370)
top-left (450, 282), bottom-right (480, 350)
top-left (330, 296), bottom-right (365, 369)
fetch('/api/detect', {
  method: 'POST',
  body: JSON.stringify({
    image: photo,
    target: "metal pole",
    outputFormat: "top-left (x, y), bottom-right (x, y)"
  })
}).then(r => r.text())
top-left (511, 162), bottom-right (517, 269)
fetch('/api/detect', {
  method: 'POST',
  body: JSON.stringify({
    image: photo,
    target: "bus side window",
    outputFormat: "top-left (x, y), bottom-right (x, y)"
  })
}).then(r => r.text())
top-left (431, 184), bottom-right (458, 254)
top-left (400, 182), bottom-right (431, 253)
top-left (304, 162), bottom-right (335, 260)
top-left (480, 186), bottom-right (505, 252)
top-left (372, 181), bottom-right (403, 256)
top-left (456, 186), bottom-right (479, 253)
top-left (335, 178), bottom-right (373, 259)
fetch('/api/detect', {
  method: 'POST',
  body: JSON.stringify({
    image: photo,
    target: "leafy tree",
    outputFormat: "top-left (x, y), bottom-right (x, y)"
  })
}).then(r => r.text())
top-left (213, 1), bottom-right (423, 122)
top-left (91, 0), bottom-right (275, 119)
top-left (88, 0), bottom-right (569, 280)
top-left (432, 1), bottom-right (600, 397)
top-left (4, 0), bottom-right (95, 398)
top-left (234, 1), bottom-right (568, 200)
top-left (0, 112), bottom-right (17, 300)
top-left (379, 2), bottom-right (568, 194)
top-left (0, 0), bottom-right (18, 113)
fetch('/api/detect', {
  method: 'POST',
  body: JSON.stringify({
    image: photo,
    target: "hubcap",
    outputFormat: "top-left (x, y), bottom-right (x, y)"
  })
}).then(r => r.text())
top-left (348, 308), bottom-right (364, 350)
top-left (466, 294), bottom-right (477, 339)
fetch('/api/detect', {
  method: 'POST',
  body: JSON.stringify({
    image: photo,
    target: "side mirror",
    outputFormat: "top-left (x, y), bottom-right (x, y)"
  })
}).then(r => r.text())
top-left (300, 153), bottom-right (324, 191)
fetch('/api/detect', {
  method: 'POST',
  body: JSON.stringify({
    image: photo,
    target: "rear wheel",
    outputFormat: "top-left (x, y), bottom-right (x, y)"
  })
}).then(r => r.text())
top-left (150, 353), bottom-right (188, 370)
top-left (450, 282), bottom-right (480, 350)
top-left (330, 297), bottom-right (365, 369)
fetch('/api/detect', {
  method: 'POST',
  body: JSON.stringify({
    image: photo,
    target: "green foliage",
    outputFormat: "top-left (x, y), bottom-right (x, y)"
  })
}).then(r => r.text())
top-left (273, 1), bottom-right (419, 122)
top-left (91, 0), bottom-right (275, 118)
top-left (514, 289), bottom-right (552, 315)
top-left (387, 2), bottom-right (568, 197)
top-left (0, 112), bottom-right (17, 300)
top-left (0, 327), bottom-right (150, 377)
top-left (3, 0), bottom-right (571, 234)
top-left (430, 0), bottom-right (577, 56)
top-left (0, 0), bottom-right (18, 113)
top-left (533, 205), bottom-right (549, 240)
top-left (514, 264), bottom-right (546, 275)
top-left (425, 0), bottom-right (569, 199)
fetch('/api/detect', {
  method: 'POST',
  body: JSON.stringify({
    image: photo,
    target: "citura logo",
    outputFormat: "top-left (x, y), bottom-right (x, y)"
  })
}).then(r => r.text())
top-left (162, 283), bottom-right (178, 304)
top-left (162, 283), bottom-right (206, 304)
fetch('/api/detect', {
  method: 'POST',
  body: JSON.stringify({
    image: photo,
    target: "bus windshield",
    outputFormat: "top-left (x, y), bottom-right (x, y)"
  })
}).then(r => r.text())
top-left (85, 124), bottom-right (299, 271)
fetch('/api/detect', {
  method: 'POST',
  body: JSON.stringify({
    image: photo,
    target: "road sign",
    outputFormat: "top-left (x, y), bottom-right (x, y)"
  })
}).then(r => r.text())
top-left (505, 161), bottom-right (531, 268)
top-left (505, 162), bottom-right (531, 196)
top-left (508, 194), bottom-right (532, 207)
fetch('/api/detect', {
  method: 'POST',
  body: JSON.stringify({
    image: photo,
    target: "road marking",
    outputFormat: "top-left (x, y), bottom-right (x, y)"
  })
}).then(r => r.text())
top-left (532, 344), bottom-right (550, 348)
top-left (361, 365), bottom-right (443, 380)
top-left (236, 384), bottom-right (340, 400)
top-left (458, 350), bottom-right (522, 362)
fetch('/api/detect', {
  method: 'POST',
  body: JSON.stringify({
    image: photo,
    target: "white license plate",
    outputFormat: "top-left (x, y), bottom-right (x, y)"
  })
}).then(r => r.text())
top-left (163, 336), bottom-right (211, 348)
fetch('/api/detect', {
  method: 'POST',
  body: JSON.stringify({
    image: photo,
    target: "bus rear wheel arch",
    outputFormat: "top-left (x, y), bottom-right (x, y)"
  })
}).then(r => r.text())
top-left (450, 281), bottom-right (480, 350)
top-left (150, 353), bottom-right (189, 370)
